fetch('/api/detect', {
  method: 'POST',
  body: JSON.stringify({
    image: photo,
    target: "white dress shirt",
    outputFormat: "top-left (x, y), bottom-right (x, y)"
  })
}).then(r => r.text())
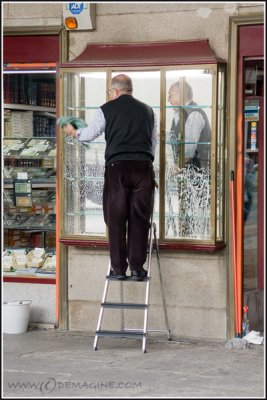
top-left (76, 107), bottom-right (158, 156)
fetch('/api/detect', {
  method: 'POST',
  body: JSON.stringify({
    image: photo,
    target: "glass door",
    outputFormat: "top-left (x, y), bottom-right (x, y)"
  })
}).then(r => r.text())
top-left (243, 58), bottom-right (264, 293)
top-left (242, 56), bottom-right (264, 337)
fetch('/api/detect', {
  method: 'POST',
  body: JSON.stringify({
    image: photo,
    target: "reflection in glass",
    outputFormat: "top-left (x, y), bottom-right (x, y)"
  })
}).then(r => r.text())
top-left (165, 69), bottom-right (212, 239)
top-left (243, 95), bottom-right (260, 290)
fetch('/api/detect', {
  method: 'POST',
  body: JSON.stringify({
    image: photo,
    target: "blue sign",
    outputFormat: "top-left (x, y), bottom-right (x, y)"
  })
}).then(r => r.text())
top-left (244, 106), bottom-right (259, 121)
top-left (69, 3), bottom-right (84, 15)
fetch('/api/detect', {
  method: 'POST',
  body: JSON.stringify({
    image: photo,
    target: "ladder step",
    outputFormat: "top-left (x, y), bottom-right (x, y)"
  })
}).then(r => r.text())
top-left (106, 275), bottom-right (149, 281)
top-left (101, 302), bottom-right (147, 309)
top-left (96, 330), bottom-right (145, 339)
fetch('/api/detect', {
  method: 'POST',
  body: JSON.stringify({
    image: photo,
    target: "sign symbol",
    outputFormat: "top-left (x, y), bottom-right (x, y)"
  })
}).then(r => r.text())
top-left (69, 3), bottom-right (84, 14)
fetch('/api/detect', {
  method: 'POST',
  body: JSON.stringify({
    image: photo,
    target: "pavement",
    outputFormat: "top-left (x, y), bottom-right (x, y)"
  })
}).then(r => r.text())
top-left (3, 328), bottom-right (265, 398)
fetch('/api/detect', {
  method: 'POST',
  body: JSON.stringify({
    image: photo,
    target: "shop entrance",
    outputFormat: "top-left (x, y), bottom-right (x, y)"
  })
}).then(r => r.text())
top-left (238, 25), bottom-right (264, 332)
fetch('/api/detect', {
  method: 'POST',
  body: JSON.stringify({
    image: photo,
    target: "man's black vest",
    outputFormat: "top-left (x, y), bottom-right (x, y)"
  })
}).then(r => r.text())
top-left (101, 94), bottom-right (154, 165)
top-left (170, 101), bottom-right (211, 168)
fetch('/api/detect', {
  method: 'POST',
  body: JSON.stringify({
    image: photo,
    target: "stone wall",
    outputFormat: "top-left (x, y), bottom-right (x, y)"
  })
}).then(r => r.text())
top-left (68, 247), bottom-right (227, 339)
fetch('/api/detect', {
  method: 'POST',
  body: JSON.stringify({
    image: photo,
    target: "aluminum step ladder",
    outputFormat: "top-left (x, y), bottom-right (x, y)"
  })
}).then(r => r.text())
top-left (93, 212), bottom-right (171, 353)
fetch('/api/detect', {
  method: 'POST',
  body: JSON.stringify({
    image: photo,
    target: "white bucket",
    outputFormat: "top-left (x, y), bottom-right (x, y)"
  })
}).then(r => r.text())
top-left (3, 300), bottom-right (32, 334)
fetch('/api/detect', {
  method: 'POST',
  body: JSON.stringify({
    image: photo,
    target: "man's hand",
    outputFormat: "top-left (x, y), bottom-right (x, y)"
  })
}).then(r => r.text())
top-left (63, 124), bottom-right (77, 138)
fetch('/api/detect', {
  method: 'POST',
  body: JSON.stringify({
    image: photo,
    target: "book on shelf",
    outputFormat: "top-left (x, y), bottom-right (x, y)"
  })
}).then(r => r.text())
top-left (4, 111), bottom-right (56, 138)
top-left (33, 115), bottom-right (56, 137)
top-left (4, 74), bottom-right (56, 107)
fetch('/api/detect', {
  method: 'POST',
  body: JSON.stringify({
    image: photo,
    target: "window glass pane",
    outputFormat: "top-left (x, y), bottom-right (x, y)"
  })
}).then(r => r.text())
top-left (165, 69), bottom-right (212, 239)
top-left (217, 66), bottom-right (225, 241)
top-left (111, 70), bottom-right (161, 231)
top-left (243, 58), bottom-right (263, 290)
top-left (63, 71), bottom-right (107, 236)
top-left (61, 67), bottom-right (225, 245)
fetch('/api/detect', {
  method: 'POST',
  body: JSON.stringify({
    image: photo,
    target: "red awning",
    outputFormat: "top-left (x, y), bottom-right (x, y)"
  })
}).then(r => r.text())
top-left (60, 39), bottom-right (224, 68)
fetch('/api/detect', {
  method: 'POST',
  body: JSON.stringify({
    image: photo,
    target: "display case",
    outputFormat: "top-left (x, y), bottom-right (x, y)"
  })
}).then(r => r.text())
top-left (58, 40), bottom-right (226, 250)
top-left (3, 69), bottom-right (57, 277)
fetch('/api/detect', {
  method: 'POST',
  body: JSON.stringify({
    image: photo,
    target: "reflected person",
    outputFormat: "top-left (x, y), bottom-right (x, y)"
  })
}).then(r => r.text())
top-left (168, 81), bottom-right (211, 169)
top-left (62, 74), bottom-right (157, 281)
top-left (244, 156), bottom-right (256, 222)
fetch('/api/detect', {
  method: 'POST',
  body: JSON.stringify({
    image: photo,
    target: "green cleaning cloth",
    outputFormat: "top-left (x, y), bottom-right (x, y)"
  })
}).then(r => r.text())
top-left (57, 116), bottom-right (88, 129)
top-left (57, 116), bottom-right (90, 149)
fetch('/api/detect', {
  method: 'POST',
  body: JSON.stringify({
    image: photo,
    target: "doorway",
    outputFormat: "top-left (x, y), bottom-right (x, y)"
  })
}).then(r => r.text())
top-left (243, 58), bottom-right (264, 331)
top-left (238, 25), bottom-right (264, 333)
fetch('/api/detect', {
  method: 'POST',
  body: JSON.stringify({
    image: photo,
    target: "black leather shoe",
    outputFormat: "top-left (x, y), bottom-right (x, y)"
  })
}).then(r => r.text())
top-left (109, 269), bottom-right (126, 280)
top-left (131, 268), bottom-right (147, 281)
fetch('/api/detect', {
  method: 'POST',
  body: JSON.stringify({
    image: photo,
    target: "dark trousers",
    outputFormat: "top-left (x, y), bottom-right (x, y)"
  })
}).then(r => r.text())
top-left (103, 160), bottom-right (155, 274)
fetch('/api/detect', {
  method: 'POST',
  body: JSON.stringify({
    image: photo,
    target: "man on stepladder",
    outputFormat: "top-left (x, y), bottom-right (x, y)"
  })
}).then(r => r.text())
top-left (62, 74), bottom-right (157, 281)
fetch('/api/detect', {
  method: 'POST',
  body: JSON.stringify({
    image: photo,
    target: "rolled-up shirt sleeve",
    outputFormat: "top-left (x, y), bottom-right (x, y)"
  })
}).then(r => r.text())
top-left (76, 108), bottom-right (105, 142)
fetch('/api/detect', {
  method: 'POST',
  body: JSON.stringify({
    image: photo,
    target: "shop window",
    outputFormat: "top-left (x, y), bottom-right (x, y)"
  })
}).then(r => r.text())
top-left (59, 41), bottom-right (226, 250)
